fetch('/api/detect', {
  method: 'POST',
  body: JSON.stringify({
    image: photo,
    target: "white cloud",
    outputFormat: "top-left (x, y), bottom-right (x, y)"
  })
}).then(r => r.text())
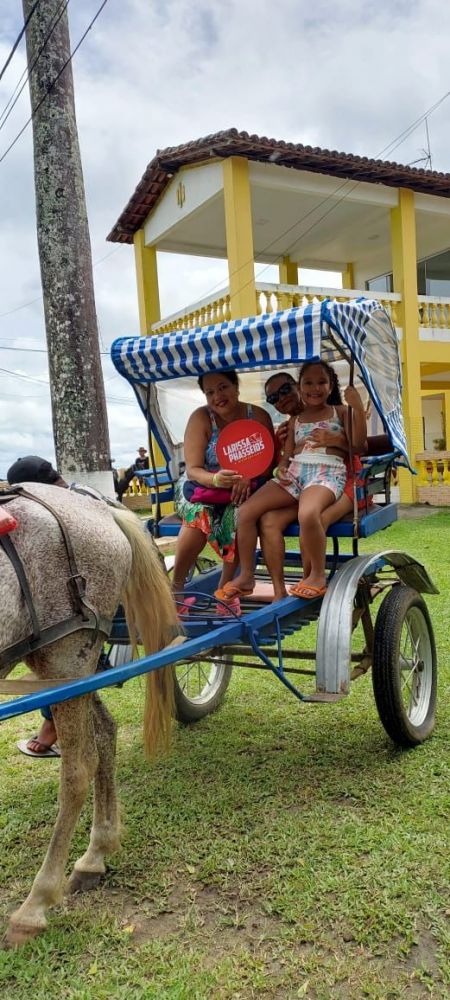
top-left (1, 0), bottom-right (450, 475)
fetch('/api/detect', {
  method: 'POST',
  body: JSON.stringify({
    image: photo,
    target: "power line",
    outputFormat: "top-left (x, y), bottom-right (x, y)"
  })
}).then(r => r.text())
top-left (0, 0), bottom-right (110, 165)
top-left (0, 0), bottom-right (70, 132)
top-left (0, 246), bottom-right (119, 321)
top-left (0, 0), bottom-right (40, 84)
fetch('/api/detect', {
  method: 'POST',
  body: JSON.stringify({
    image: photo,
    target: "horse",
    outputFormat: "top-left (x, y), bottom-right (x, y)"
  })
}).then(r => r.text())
top-left (0, 483), bottom-right (178, 947)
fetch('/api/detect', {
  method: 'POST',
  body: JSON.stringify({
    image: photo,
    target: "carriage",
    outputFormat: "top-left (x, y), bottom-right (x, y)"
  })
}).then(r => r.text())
top-left (1, 296), bottom-right (437, 751)
top-left (0, 296), bottom-right (440, 946)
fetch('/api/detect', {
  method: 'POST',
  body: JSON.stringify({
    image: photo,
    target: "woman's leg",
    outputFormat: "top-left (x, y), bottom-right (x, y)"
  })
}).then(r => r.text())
top-left (296, 486), bottom-right (336, 593)
top-left (172, 525), bottom-right (207, 591)
top-left (224, 482), bottom-right (295, 594)
top-left (259, 504), bottom-right (297, 600)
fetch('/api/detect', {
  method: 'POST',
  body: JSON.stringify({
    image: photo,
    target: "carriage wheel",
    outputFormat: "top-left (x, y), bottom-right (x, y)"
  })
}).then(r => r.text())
top-left (372, 585), bottom-right (436, 747)
top-left (173, 649), bottom-right (233, 723)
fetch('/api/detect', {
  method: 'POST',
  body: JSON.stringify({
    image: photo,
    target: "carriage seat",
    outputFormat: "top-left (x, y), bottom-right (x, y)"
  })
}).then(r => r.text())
top-left (151, 435), bottom-right (400, 540)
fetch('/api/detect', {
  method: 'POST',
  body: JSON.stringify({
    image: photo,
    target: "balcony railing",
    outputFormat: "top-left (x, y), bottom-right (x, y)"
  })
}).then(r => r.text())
top-left (415, 451), bottom-right (450, 505)
top-left (152, 284), bottom-right (402, 334)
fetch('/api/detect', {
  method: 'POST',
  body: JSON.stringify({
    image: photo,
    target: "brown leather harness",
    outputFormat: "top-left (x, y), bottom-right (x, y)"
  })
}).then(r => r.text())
top-left (0, 486), bottom-right (113, 672)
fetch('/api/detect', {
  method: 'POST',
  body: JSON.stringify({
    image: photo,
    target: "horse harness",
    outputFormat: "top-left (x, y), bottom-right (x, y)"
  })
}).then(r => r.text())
top-left (0, 486), bottom-right (113, 671)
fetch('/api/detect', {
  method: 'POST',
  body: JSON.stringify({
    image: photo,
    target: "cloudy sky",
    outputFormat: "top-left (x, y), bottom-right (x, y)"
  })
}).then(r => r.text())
top-left (0, 0), bottom-right (449, 476)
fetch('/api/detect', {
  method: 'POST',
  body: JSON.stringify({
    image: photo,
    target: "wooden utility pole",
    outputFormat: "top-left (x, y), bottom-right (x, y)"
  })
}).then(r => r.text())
top-left (22, 0), bottom-right (113, 493)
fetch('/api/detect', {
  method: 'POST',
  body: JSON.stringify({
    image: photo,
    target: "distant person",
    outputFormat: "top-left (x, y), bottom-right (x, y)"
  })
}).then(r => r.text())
top-left (116, 446), bottom-right (149, 501)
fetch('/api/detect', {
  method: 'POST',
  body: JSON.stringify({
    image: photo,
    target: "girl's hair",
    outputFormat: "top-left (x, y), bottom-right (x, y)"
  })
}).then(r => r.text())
top-left (264, 371), bottom-right (296, 393)
top-left (198, 370), bottom-right (239, 392)
top-left (298, 360), bottom-right (342, 405)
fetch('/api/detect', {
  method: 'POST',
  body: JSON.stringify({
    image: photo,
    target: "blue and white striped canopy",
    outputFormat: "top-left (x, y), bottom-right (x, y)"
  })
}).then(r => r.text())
top-left (111, 298), bottom-right (409, 465)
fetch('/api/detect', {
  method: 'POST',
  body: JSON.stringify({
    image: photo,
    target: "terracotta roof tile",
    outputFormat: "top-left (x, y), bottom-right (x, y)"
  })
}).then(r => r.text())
top-left (107, 127), bottom-right (450, 244)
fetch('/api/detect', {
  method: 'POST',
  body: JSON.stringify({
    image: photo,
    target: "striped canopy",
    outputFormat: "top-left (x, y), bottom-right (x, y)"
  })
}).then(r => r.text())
top-left (111, 298), bottom-right (409, 465)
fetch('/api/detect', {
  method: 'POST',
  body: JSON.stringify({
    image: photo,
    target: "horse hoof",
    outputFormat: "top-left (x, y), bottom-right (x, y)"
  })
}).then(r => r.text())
top-left (3, 920), bottom-right (44, 948)
top-left (67, 870), bottom-right (103, 895)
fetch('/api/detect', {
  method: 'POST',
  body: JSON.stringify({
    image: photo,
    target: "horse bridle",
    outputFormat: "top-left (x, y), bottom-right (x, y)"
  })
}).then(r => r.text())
top-left (0, 486), bottom-right (113, 672)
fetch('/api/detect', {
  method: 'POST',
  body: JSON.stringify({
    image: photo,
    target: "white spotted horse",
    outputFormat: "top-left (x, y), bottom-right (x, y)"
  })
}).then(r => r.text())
top-left (0, 483), bottom-right (177, 947)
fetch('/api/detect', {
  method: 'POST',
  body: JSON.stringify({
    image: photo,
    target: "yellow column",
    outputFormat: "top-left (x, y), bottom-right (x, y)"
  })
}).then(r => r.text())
top-left (444, 391), bottom-right (450, 449)
top-left (133, 231), bottom-right (169, 512)
top-left (223, 157), bottom-right (256, 318)
top-left (133, 230), bottom-right (161, 334)
top-left (391, 189), bottom-right (422, 503)
top-left (279, 256), bottom-right (298, 284)
top-left (341, 263), bottom-right (354, 289)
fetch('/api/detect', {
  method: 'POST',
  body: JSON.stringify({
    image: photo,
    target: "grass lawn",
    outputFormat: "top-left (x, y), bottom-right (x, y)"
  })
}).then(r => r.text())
top-left (0, 513), bottom-right (449, 998)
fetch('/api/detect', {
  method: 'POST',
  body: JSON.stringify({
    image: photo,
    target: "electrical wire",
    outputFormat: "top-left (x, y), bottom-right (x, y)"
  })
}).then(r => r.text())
top-left (0, 0), bottom-right (70, 132)
top-left (0, 0), bottom-right (110, 164)
top-left (0, 0), bottom-right (40, 84)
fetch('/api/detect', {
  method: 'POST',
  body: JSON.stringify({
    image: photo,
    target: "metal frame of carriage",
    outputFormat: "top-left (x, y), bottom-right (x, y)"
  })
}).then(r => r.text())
top-left (0, 298), bottom-right (439, 747)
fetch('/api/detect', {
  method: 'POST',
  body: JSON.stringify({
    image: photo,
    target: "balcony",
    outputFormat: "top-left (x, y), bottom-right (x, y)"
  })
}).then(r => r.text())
top-left (151, 283), bottom-right (402, 334)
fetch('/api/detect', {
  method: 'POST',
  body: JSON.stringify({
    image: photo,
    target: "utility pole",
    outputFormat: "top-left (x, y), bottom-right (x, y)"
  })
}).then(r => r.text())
top-left (22, 0), bottom-right (113, 494)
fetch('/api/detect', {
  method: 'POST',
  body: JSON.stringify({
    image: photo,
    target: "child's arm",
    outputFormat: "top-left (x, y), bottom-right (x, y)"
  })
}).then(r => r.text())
top-left (343, 386), bottom-right (367, 451)
top-left (275, 418), bottom-right (296, 480)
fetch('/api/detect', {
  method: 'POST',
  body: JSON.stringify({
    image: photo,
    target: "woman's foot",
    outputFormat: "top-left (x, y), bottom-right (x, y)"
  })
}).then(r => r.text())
top-left (214, 576), bottom-right (255, 602)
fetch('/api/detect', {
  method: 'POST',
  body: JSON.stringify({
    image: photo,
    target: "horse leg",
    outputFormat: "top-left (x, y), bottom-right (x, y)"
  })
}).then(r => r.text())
top-left (67, 694), bottom-right (120, 893)
top-left (6, 692), bottom-right (98, 947)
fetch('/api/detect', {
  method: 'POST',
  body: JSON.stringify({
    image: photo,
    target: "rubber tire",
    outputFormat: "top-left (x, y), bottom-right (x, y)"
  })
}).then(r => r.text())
top-left (372, 585), bottom-right (437, 747)
top-left (173, 650), bottom-right (233, 723)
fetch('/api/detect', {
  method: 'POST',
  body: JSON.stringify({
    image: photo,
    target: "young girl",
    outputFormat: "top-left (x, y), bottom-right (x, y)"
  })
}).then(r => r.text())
top-left (215, 361), bottom-right (366, 601)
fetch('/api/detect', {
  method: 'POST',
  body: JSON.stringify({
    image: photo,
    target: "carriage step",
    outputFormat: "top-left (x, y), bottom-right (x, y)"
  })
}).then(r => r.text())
top-left (302, 691), bottom-right (345, 703)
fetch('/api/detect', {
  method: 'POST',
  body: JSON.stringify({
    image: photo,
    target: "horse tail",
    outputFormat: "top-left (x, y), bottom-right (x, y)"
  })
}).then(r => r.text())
top-left (111, 506), bottom-right (177, 757)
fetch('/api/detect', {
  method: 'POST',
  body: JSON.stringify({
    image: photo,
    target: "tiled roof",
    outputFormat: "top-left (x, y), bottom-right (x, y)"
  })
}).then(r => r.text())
top-left (107, 127), bottom-right (450, 244)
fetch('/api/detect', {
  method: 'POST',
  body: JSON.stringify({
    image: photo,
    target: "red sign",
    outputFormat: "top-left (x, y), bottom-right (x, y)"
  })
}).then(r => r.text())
top-left (216, 419), bottom-right (274, 478)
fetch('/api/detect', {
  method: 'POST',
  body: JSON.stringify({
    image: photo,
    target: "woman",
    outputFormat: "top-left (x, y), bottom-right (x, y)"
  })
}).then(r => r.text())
top-left (172, 371), bottom-right (274, 596)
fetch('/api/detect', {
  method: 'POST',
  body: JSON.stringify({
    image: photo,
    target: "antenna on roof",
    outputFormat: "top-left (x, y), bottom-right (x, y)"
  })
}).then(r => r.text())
top-left (408, 117), bottom-right (433, 170)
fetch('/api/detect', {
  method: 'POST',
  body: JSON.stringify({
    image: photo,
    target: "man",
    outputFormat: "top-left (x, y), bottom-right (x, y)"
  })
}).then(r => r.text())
top-left (116, 446), bottom-right (149, 501)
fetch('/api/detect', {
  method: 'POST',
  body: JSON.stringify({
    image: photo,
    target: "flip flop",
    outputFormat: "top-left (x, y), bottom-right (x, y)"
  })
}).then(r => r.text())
top-left (17, 738), bottom-right (61, 759)
top-left (215, 595), bottom-right (242, 617)
top-left (176, 596), bottom-right (197, 618)
top-left (214, 583), bottom-right (254, 602)
top-left (289, 582), bottom-right (327, 600)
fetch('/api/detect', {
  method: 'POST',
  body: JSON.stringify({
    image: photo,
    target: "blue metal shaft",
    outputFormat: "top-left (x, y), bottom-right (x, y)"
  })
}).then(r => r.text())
top-left (0, 595), bottom-right (314, 723)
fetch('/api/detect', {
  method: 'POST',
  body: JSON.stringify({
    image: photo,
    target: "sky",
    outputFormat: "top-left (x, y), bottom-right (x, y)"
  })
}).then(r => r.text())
top-left (1, 0), bottom-right (450, 476)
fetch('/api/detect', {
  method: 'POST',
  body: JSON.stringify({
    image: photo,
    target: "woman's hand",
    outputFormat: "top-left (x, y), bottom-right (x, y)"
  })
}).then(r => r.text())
top-left (275, 422), bottom-right (289, 448)
top-left (307, 427), bottom-right (335, 449)
top-left (274, 465), bottom-right (292, 485)
top-left (214, 468), bottom-right (242, 489)
top-left (231, 476), bottom-right (251, 505)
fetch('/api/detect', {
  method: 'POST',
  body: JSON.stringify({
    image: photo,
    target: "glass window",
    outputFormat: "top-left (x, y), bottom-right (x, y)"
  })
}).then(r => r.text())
top-left (366, 273), bottom-right (393, 293)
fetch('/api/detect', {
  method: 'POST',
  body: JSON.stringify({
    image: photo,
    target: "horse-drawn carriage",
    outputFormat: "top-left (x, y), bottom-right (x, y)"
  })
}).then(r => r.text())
top-left (0, 296), bottom-right (438, 943)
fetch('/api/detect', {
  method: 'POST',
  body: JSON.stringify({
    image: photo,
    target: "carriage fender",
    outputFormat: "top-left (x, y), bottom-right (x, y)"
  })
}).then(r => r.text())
top-left (315, 550), bottom-right (438, 696)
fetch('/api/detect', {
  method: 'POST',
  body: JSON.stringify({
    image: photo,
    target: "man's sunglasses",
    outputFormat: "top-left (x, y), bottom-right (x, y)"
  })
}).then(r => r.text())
top-left (266, 381), bottom-right (295, 406)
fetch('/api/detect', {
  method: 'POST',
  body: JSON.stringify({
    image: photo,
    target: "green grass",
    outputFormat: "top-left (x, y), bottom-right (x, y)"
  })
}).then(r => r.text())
top-left (1, 514), bottom-right (450, 998)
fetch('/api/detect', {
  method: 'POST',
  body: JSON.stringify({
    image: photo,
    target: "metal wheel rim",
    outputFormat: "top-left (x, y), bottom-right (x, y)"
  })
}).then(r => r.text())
top-left (174, 652), bottom-right (229, 705)
top-left (398, 607), bottom-right (433, 726)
